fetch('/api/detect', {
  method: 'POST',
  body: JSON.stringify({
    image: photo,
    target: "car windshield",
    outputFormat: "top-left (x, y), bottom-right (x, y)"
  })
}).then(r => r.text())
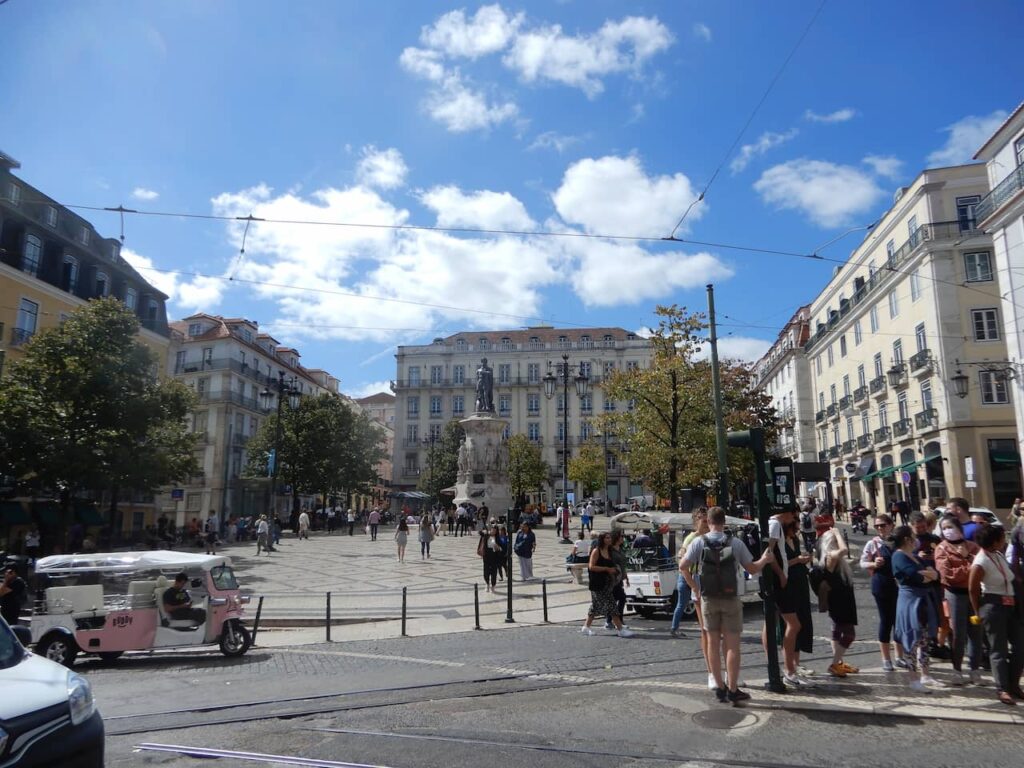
top-left (210, 565), bottom-right (238, 591)
top-left (0, 622), bottom-right (26, 670)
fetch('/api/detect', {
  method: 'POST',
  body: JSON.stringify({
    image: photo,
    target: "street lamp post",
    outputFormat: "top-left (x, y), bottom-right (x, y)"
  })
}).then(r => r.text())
top-left (260, 372), bottom-right (301, 526)
top-left (543, 353), bottom-right (589, 518)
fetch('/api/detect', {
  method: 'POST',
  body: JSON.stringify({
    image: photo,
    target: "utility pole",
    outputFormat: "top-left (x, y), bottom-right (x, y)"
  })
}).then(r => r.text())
top-left (707, 284), bottom-right (729, 507)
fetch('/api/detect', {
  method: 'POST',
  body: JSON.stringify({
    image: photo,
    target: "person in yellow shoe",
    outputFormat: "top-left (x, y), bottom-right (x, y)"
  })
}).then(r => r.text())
top-left (818, 521), bottom-right (858, 677)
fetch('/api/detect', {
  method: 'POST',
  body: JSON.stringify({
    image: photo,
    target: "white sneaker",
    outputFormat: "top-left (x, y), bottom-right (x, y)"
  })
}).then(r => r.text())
top-left (970, 669), bottom-right (985, 686)
top-left (949, 670), bottom-right (965, 686)
top-left (881, 660), bottom-right (895, 672)
top-left (909, 680), bottom-right (933, 694)
top-left (784, 673), bottom-right (807, 688)
top-left (707, 674), bottom-right (717, 690)
top-left (920, 675), bottom-right (944, 689)
top-left (618, 628), bottom-right (634, 638)
top-left (581, 627), bottom-right (594, 636)
top-left (895, 658), bottom-right (910, 670)
top-left (796, 665), bottom-right (817, 677)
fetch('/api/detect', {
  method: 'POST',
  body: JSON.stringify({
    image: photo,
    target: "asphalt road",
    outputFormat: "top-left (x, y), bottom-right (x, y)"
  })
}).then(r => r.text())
top-left (81, 527), bottom-right (1023, 768)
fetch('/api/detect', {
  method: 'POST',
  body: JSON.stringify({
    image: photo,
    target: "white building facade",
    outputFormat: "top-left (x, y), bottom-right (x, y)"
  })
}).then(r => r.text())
top-left (801, 164), bottom-right (1019, 514)
top-left (391, 327), bottom-right (653, 505)
top-left (975, 102), bottom-right (1024, 486)
top-left (752, 306), bottom-right (816, 462)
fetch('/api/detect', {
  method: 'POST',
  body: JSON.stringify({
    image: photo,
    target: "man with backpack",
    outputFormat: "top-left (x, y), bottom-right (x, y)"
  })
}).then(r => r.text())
top-left (680, 506), bottom-right (774, 705)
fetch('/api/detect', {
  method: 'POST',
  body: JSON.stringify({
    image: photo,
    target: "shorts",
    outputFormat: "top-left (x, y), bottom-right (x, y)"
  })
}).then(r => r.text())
top-left (701, 596), bottom-right (743, 634)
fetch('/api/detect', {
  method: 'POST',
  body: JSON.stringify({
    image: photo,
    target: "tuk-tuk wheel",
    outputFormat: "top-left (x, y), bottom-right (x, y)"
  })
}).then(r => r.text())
top-left (219, 619), bottom-right (252, 657)
top-left (37, 633), bottom-right (79, 668)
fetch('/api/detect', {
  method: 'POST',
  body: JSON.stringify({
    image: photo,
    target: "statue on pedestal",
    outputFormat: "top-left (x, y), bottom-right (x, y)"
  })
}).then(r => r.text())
top-left (475, 357), bottom-right (494, 413)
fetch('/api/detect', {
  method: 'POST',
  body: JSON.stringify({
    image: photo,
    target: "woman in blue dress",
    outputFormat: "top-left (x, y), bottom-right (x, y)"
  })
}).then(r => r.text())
top-left (892, 525), bottom-right (941, 693)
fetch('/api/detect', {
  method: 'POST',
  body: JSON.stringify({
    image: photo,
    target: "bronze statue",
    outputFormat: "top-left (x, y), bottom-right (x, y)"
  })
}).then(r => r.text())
top-left (475, 357), bottom-right (494, 412)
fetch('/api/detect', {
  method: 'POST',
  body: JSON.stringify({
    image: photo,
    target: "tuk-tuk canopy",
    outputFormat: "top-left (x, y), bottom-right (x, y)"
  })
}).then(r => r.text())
top-left (609, 510), bottom-right (751, 533)
top-left (35, 550), bottom-right (231, 574)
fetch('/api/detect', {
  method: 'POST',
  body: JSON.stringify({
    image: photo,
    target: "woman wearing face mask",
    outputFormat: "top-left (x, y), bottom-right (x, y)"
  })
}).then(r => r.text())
top-left (934, 515), bottom-right (982, 684)
top-left (859, 513), bottom-right (907, 672)
top-left (892, 525), bottom-right (942, 693)
top-left (969, 525), bottom-right (1024, 705)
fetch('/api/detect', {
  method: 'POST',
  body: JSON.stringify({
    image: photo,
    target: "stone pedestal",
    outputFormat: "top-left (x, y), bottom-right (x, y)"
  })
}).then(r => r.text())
top-left (453, 412), bottom-right (512, 515)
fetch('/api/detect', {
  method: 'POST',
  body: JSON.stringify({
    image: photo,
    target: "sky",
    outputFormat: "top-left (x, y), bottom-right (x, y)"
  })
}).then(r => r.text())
top-left (1, 0), bottom-right (1022, 398)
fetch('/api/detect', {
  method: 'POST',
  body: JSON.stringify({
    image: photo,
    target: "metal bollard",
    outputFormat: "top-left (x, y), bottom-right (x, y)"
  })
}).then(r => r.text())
top-left (326, 591), bottom-right (332, 642)
top-left (251, 595), bottom-right (264, 646)
top-left (401, 586), bottom-right (407, 637)
top-left (474, 583), bottom-right (481, 630)
top-left (542, 578), bottom-right (549, 623)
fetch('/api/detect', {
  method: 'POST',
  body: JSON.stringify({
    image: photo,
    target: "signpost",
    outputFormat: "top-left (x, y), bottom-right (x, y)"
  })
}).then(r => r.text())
top-left (965, 456), bottom-right (977, 490)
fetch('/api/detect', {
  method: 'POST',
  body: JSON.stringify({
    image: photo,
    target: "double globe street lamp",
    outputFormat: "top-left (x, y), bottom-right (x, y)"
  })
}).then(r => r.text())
top-left (543, 353), bottom-right (589, 514)
top-left (260, 371), bottom-right (302, 523)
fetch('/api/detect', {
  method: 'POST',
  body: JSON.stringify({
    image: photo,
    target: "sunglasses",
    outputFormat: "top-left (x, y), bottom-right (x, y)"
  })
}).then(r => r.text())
top-left (874, 523), bottom-right (891, 529)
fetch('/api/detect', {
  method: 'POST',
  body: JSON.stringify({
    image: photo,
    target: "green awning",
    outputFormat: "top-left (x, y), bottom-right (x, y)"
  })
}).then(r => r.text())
top-left (0, 501), bottom-right (30, 524)
top-left (35, 501), bottom-right (61, 526)
top-left (862, 464), bottom-right (898, 482)
top-left (897, 454), bottom-right (942, 472)
top-left (76, 505), bottom-right (105, 525)
top-left (991, 450), bottom-right (1022, 466)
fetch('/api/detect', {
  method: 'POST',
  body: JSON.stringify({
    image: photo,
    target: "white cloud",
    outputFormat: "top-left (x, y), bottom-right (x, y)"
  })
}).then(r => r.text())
top-left (553, 154), bottom-right (704, 236)
top-left (753, 158), bottom-right (883, 228)
top-left (424, 72), bottom-right (519, 132)
top-left (348, 380), bottom-right (395, 400)
top-left (633, 326), bottom-right (653, 339)
top-left (693, 22), bottom-right (712, 42)
top-left (862, 154), bottom-right (903, 180)
top-left (527, 131), bottom-right (582, 153)
top-left (695, 336), bottom-right (771, 363)
top-left (420, 185), bottom-right (535, 230)
top-left (399, 47), bottom-right (446, 82)
top-left (504, 16), bottom-right (674, 98)
top-left (356, 146), bottom-right (408, 190)
top-left (926, 110), bottom-right (1008, 167)
top-left (804, 108), bottom-right (856, 124)
top-left (121, 247), bottom-right (224, 313)
top-left (419, 4), bottom-right (523, 59)
top-left (730, 128), bottom-right (799, 173)
top-left (628, 103), bottom-right (646, 124)
top-left (131, 187), bottom-right (159, 201)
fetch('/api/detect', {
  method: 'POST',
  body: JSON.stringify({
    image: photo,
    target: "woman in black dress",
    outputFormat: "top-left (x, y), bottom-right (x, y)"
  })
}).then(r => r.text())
top-left (782, 519), bottom-right (814, 673)
top-left (580, 532), bottom-right (633, 637)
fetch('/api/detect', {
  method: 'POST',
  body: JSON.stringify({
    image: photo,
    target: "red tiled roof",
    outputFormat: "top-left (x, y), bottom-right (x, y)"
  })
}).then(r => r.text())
top-left (356, 393), bottom-right (395, 405)
top-left (437, 326), bottom-right (639, 345)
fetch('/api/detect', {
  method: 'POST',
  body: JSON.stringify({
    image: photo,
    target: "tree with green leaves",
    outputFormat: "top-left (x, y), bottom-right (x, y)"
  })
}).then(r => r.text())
top-left (602, 304), bottom-right (777, 512)
top-left (418, 419), bottom-right (465, 505)
top-left (0, 298), bottom-right (198, 529)
top-left (245, 393), bottom-right (385, 516)
top-left (506, 434), bottom-right (549, 508)
top-left (568, 441), bottom-right (605, 499)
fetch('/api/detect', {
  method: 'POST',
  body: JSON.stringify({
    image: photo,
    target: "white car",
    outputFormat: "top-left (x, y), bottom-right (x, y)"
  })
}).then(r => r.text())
top-left (0, 619), bottom-right (104, 767)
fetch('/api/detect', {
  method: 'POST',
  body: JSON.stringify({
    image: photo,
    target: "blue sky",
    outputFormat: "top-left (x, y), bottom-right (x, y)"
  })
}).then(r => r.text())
top-left (2, 0), bottom-right (1021, 397)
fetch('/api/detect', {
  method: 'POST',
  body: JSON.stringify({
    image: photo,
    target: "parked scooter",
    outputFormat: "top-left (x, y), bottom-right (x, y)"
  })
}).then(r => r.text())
top-left (849, 503), bottom-right (869, 535)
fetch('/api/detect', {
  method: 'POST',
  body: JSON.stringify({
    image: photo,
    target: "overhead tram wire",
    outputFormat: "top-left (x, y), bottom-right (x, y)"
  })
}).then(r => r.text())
top-left (667, 0), bottom-right (829, 239)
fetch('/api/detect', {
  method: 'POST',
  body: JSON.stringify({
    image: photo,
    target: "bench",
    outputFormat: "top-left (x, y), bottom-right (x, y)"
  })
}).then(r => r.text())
top-left (45, 585), bottom-right (107, 620)
top-left (127, 580), bottom-right (158, 608)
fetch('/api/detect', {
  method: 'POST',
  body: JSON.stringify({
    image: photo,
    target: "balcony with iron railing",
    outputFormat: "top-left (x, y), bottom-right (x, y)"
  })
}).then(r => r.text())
top-left (839, 395), bottom-right (852, 412)
top-left (914, 408), bottom-right (939, 431)
top-left (892, 418), bottom-right (913, 439)
top-left (818, 450), bottom-right (828, 462)
top-left (857, 434), bottom-right (872, 449)
top-left (842, 439), bottom-right (856, 455)
top-left (828, 446), bottom-right (841, 459)
top-left (870, 376), bottom-right (887, 397)
top-left (909, 349), bottom-right (933, 376)
top-left (853, 385), bottom-right (868, 404)
top-left (826, 403), bottom-right (839, 419)
top-left (873, 427), bottom-right (891, 445)
top-left (804, 220), bottom-right (981, 353)
top-left (976, 162), bottom-right (1024, 223)
top-left (815, 410), bottom-right (825, 424)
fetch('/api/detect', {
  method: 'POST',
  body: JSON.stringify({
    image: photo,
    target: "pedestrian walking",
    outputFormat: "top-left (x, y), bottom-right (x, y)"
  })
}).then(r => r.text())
top-left (672, 507), bottom-right (708, 640)
top-left (347, 508), bottom-right (356, 536)
top-left (859, 513), bottom-right (907, 671)
top-left (445, 507), bottom-right (454, 536)
top-left (764, 507), bottom-right (804, 686)
top-left (581, 532), bottom-right (633, 637)
top-left (455, 504), bottom-right (467, 537)
top-left (581, 502), bottom-right (593, 536)
top-left (782, 520), bottom-right (815, 677)
top-left (935, 515), bottom-right (983, 684)
top-left (496, 525), bottom-right (509, 581)
top-left (298, 510), bottom-right (310, 540)
top-left (326, 506), bottom-right (337, 534)
top-left (819, 523), bottom-right (858, 679)
top-left (0, 566), bottom-right (27, 626)
top-left (969, 524), bottom-right (1024, 705)
top-left (605, 530), bottom-right (629, 630)
top-left (395, 519), bottom-right (409, 563)
top-left (680, 506), bottom-right (774, 704)
top-left (479, 522), bottom-right (505, 592)
top-left (204, 511), bottom-right (219, 555)
top-left (893, 524), bottom-right (942, 693)
top-left (368, 508), bottom-right (381, 541)
top-left (255, 515), bottom-right (270, 556)
top-left (419, 515), bottom-right (435, 559)
top-left (514, 522), bottom-right (536, 581)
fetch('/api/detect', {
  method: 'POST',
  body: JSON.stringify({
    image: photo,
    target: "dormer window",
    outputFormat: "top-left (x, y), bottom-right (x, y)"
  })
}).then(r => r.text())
top-left (145, 298), bottom-right (158, 321)
top-left (79, 226), bottom-right (90, 246)
top-left (44, 206), bottom-right (58, 227)
top-left (62, 256), bottom-right (79, 292)
top-left (478, 337), bottom-right (489, 350)
top-left (6, 182), bottom-right (20, 206)
top-left (22, 234), bottom-right (41, 276)
top-left (95, 271), bottom-right (109, 297)
top-left (124, 286), bottom-right (137, 310)
top-left (455, 338), bottom-right (467, 351)
top-left (188, 322), bottom-right (203, 336)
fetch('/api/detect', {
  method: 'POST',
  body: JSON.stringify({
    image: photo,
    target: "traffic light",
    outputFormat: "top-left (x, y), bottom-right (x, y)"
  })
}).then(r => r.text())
top-left (726, 428), bottom-right (764, 454)
top-left (766, 457), bottom-right (797, 512)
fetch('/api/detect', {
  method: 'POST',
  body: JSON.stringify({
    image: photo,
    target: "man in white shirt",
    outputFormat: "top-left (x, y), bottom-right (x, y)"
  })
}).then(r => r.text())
top-left (255, 515), bottom-right (271, 556)
top-left (298, 510), bottom-right (310, 540)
